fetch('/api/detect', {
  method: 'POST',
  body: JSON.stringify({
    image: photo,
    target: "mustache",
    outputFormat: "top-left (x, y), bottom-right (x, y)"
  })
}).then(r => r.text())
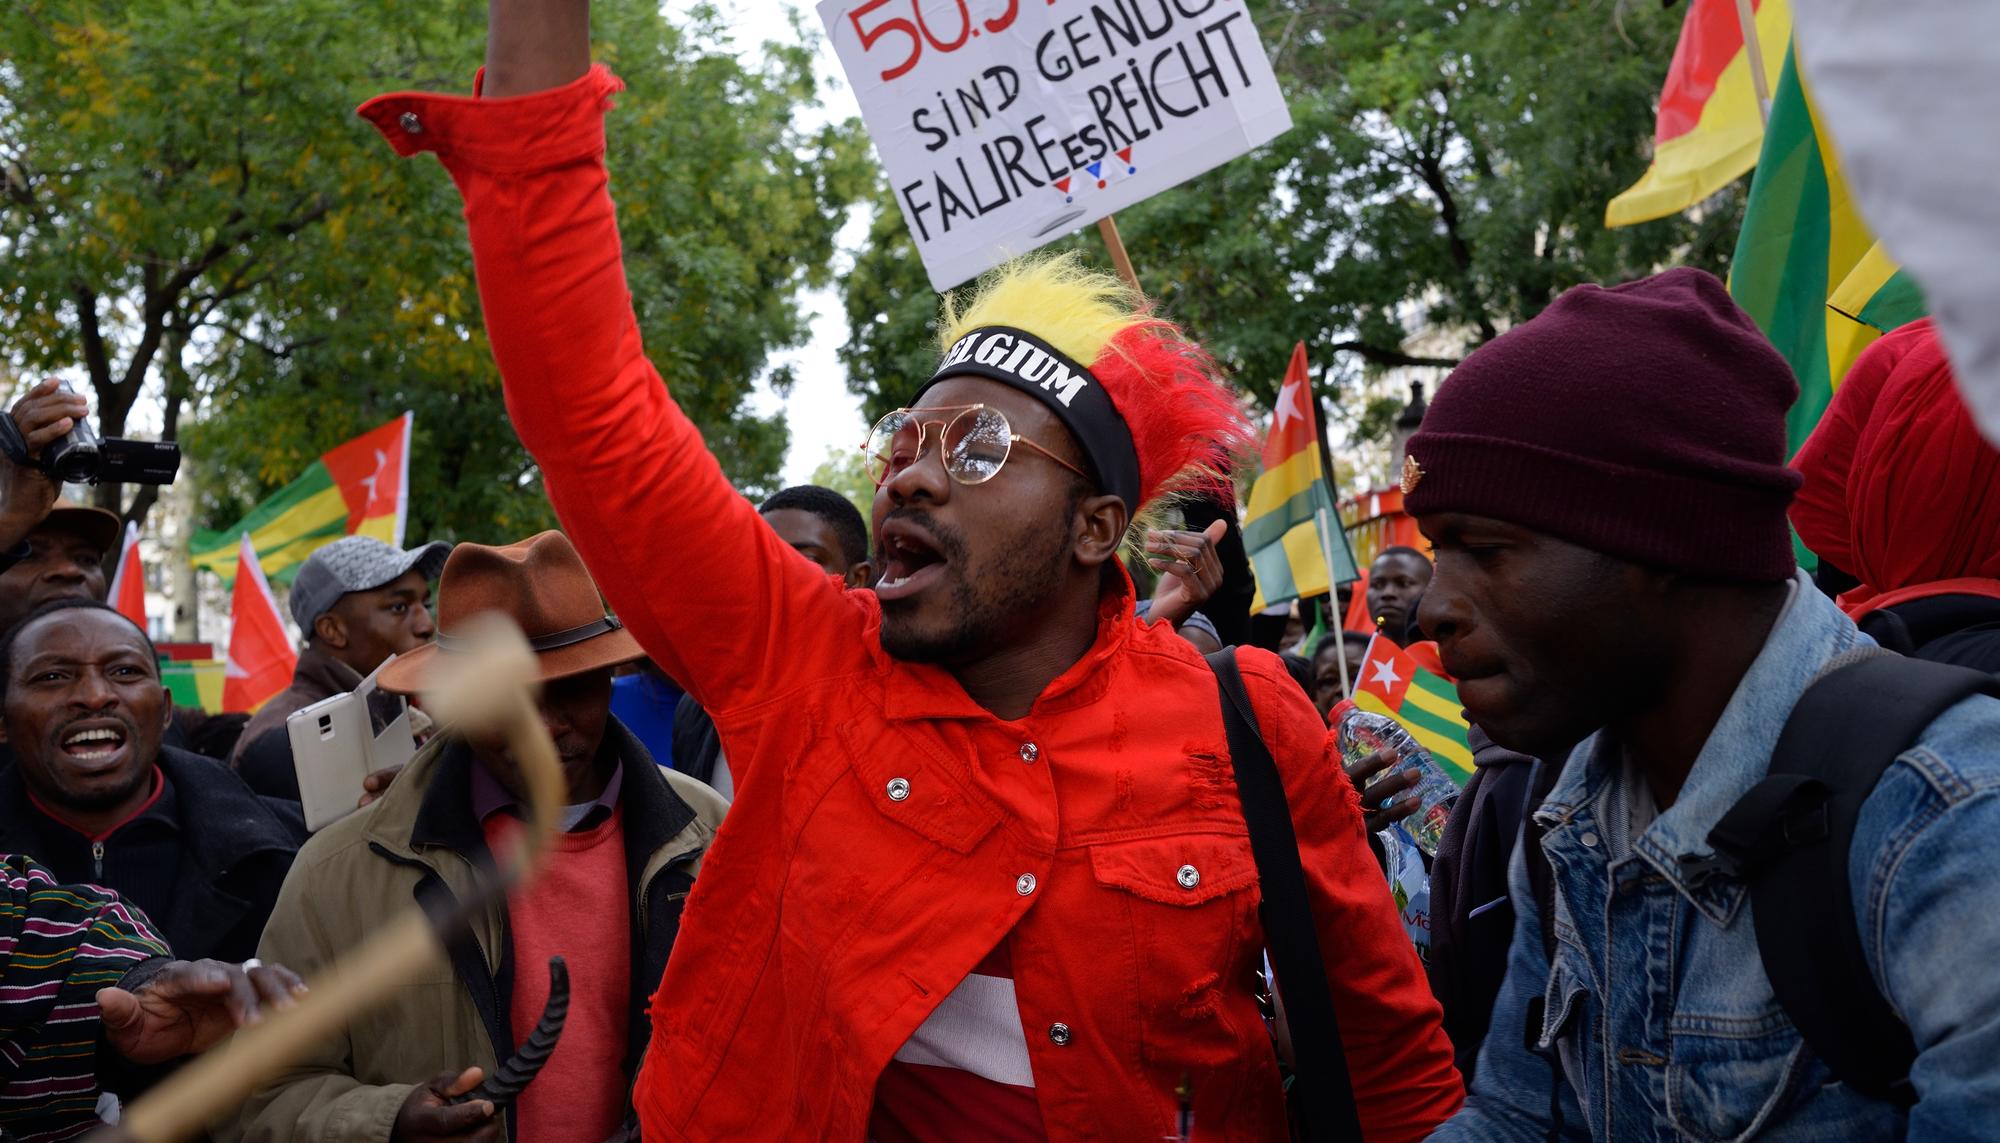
top-left (876, 508), bottom-right (970, 565)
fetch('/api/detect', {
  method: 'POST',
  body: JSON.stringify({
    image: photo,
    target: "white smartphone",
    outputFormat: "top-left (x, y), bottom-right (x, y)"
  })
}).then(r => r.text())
top-left (288, 657), bottom-right (418, 832)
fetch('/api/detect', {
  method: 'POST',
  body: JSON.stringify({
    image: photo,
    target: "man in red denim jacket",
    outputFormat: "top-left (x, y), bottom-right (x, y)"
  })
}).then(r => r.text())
top-left (359, 2), bottom-right (1460, 1137)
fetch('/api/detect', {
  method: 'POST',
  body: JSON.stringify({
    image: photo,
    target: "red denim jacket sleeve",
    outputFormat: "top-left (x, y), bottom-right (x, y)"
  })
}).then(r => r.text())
top-left (358, 67), bottom-right (860, 719)
top-left (1240, 650), bottom-right (1466, 1139)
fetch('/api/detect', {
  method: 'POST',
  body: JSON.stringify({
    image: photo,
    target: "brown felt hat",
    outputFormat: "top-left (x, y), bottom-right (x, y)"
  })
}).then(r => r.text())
top-left (376, 530), bottom-right (642, 695)
top-left (43, 497), bottom-right (121, 555)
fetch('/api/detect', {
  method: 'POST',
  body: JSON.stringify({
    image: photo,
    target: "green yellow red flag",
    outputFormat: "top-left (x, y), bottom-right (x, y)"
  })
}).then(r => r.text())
top-left (1825, 242), bottom-right (1928, 388)
top-left (192, 413), bottom-right (414, 584)
top-left (1727, 45), bottom-right (1935, 570)
top-left (1353, 633), bottom-right (1473, 783)
top-left (1606, 0), bottom-right (1792, 228)
top-left (1243, 343), bottom-right (1358, 612)
top-left (1727, 45), bottom-right (1877, 460)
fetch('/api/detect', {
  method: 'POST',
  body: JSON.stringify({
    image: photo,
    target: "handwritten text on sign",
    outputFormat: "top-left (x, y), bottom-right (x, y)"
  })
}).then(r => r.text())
top-left (819, 0), bottom-right (1292, 291)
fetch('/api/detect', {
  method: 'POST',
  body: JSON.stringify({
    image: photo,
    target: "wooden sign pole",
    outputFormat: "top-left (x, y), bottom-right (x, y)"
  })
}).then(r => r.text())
top-left (1097, 215), bottom-right (1142, 293)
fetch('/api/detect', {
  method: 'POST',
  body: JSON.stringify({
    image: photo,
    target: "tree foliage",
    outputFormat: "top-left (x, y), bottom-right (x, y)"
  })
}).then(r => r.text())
top-left (836, 0), bottom-right (1744, 435)
top-left (3, 0), bottom-right (866, 542)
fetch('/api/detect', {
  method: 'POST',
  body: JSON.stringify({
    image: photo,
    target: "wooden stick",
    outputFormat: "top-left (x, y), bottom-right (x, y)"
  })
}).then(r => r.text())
top-left (1734, 0), bottom-right (1773, 126)
top-left (1315, 504), bottom-right (1355, 702)
top-left (121, 617), bottom-right (559, 1143)
top-left (1097, 214), bottom-right (1141, 294)
top-left (121, 912), bottom-right (440, 1140)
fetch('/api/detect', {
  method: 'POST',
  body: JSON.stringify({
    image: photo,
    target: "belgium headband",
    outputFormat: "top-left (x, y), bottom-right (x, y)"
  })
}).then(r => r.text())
top-left (915, 326), bottom-right (1142, 510)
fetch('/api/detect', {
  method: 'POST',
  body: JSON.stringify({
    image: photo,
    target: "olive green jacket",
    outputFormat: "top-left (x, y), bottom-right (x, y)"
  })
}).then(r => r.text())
top-left (219, 721), bottom-right (726, 1142)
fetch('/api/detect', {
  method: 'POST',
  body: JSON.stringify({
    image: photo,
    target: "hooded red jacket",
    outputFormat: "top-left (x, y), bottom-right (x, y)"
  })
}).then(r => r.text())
top-left (362, 66), bottom-right (1460, 1141)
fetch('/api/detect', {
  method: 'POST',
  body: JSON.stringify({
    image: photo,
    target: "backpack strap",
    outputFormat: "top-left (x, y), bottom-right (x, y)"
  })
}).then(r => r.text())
top-left (1205, 649), bottom-right (1363, 1143)
top-left (1704, 653), bottom-right (2000, 1105)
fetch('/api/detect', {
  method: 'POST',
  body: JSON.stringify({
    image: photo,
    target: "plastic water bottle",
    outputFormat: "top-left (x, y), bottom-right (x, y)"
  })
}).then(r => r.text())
top-left (1336, 706), bottom-right (1461, 857)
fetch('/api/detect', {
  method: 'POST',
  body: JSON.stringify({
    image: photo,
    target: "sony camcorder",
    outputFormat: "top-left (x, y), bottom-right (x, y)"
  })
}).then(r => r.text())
top-left (0, 381), bottom-right (180, 486)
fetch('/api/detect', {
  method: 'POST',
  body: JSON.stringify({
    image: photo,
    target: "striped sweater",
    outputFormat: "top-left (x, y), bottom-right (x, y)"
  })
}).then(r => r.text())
top-left (0, 854), bottom-right (169, 1142)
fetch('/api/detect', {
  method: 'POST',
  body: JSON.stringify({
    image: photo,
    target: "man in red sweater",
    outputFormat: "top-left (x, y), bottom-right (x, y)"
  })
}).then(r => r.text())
top-left (359, 2), bottom-right (1461, 1137)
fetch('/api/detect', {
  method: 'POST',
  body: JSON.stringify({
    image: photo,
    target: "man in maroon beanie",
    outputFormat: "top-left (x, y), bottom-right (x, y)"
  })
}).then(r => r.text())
top-left (1417, 268), bottom-right (2000, 1139)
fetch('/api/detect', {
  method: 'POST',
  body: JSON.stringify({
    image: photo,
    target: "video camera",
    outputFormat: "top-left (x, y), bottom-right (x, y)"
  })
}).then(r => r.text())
top-left (0, 381), bottom-right (180, 485)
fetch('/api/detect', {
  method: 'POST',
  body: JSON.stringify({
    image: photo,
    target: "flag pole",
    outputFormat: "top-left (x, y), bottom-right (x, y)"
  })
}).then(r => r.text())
top-left (1097, 215), bottom-right (1141, 293)
top-left (1316, 504), bottom-right (1354, 702)
top-left (1733, 0), bottom-right (1773, 125)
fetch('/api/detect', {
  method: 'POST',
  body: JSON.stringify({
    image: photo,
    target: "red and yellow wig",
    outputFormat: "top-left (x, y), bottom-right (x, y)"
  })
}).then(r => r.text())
top-left (938, 253), bottom-right (1252, 518)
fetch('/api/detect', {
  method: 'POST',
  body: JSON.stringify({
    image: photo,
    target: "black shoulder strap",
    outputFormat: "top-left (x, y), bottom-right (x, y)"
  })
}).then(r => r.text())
top-left (1706, 653), bottom-right (2000, 1105)
top-left (1205, 649), bottom-right (1363, 1143)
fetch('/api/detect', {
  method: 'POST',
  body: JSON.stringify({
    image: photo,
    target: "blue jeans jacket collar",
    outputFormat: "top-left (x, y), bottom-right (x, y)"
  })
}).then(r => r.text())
top-left (1536, 575), bottom-right (1872, 925)
top-left (1437, 571), bottom-right (2000, 1142)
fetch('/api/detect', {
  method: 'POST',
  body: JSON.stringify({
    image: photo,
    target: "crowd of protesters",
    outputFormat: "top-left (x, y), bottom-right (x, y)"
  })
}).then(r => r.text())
top-left (2, 0), bottom-right (1999, 1139)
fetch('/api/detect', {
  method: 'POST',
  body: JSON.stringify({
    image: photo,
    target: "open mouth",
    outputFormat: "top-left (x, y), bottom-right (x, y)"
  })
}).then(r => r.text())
top-left (60, 722), bottom-right (129, 762)
top-left (876, 523), bottom-right (949, 602)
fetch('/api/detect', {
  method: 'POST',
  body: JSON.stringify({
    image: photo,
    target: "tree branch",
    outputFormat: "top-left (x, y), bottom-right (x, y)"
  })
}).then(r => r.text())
top-left (1326, 340), bottom-right (1461, 369)
top-left (1410, 147), bottom-right (1498, 343)
top-left (73, 286), bottom-right (113, 395)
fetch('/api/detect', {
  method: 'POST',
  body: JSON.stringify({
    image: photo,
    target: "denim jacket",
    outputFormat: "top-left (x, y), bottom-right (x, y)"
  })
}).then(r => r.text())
top-left (1431, 576), bottom-right (2000, 1141)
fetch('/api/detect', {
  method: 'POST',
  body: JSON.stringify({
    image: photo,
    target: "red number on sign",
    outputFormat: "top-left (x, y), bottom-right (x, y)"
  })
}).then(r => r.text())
top-left (916, 0), bottom-right (972, 52)
top-left (849, 0), bottom-right (923, 80)
top-left (983, 0), bottom-right (1019, 35)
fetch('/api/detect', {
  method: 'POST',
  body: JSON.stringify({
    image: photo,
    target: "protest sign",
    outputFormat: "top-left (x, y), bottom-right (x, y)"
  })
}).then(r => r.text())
top-left (818, 0), bottom-right (1293, 291)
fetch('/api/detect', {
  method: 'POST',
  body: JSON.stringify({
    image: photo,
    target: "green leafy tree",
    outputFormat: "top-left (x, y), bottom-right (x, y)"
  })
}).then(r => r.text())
top-left (838, 0), bottom-right (1742, 434)
top-left (3, 0), bottom-right (866, 542)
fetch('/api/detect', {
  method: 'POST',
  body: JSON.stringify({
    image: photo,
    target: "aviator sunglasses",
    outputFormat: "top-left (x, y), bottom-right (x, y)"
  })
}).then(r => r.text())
top-left (862, 404), bottom-right (1091, 488)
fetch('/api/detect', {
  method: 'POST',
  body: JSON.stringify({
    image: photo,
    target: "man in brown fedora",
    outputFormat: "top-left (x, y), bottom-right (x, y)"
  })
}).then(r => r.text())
top-left (224, 531), bottom-right (726, 1143)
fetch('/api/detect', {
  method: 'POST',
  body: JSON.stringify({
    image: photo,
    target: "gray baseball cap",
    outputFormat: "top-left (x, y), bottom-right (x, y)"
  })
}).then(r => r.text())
top-left (289, 536), bottom-right (452, 632)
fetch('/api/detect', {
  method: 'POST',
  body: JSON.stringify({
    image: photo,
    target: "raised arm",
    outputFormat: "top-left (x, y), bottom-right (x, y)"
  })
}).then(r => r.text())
top-left (481, 0), bottom-right (591, 98)
top-left (358, 0), bottom-right (862, 716)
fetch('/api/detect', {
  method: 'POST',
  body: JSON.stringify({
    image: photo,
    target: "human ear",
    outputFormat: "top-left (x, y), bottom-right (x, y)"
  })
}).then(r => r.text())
top-left (844, 562), bottom-right (876, 590)
top-left (314, 612), bottom-right (349, 649)
top-left (1071, 494), bottom-right (1130, 570)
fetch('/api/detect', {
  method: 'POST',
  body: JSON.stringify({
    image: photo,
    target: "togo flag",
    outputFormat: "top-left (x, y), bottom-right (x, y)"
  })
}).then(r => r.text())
top-left (1244, 343), bottom-right (1358, 612)
top-left (1728, 43), bottom-right (1877, 460)
top-left (192, 413), bottom-right (413, 584)
top-left (1354, 633), bottom-right (1473, 783)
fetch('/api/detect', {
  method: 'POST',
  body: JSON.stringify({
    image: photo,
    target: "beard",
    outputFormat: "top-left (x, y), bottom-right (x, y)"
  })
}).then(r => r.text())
top-left (878, 506), bottom-right (1076, 665)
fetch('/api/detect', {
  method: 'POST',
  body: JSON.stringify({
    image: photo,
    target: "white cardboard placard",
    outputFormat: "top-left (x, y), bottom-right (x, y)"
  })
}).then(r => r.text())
top-left (819, 0), bottom-right (1293, 291)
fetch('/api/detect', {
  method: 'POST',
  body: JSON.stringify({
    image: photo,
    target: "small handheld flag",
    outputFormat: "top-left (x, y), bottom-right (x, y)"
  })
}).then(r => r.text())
top-left (1243, 343), bottom-right (1358, 613)
top-left (1352, 633), bottom-right (1473, 784)
top-left (222, 534), bottom-right (298, 714)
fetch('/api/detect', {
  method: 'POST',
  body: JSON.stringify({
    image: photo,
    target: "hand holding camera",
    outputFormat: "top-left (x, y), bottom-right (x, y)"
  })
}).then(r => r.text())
top-left (0, 380), bottom-right (90, 549)
top-left (0, 379), bottom-right (181, 488)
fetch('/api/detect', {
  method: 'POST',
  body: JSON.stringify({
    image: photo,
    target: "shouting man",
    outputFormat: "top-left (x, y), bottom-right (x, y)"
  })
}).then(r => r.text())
top-left (0, 602), bottom-right (303, 964)
top-left (359, 3), bottom-right (1460, 1138)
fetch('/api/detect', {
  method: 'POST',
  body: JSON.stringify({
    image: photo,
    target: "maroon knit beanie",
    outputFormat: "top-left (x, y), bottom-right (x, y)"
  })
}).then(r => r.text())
top-left (1402, 268), bottom-right (1802, 582)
